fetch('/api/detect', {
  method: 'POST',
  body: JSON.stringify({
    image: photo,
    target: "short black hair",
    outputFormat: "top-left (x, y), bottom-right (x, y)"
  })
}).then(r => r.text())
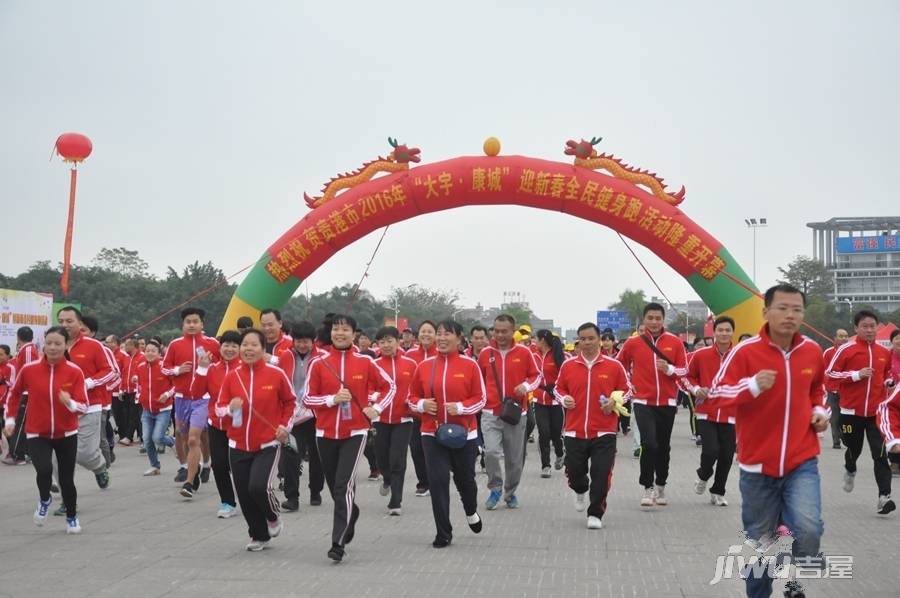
top-left (219, 330), bottom-right (242, 346)
top-left (402, 328), bottom-right (415, 335)
top-left (260, 308), bottom-right (282, 322)
top-left (713, 316), bottom-right (735, 331)
top-left (0, 344), bottom-right (10, 356)
top-left (470, 325), bottom-right (488, 336)
top-left (643, 302), bottom-right (666, 317)
top-left (57, 306), bottom-right (82, 321)
top-left (764, 284), bottom-right (806, 308)
top-left (180, 307), bottom-right (206, 322)
top-left (291, 321), bottom-right (316, 340)
top-left (82, 315), bottom-right (99, 334)
top-left (494, 314), bottom-right (516, 327)
top-left (436, 319), bottom-right (464, 337)
top-left (240, 327), bottom-right (266, 346)
top-left (375, 326), bottom-right (400, 341)
top-left (853, 309), bottom-right (879, 327)
top-left (891, 329), bottom-right (900, 343)
top-left (577, 322), bottom-right (601, 335)
top-left (358, 331), bottom-right (370, 339)
top-left (45, 326), bottom-right (69, 343)
top-left (600, 332), bottom-right (615, 341)
top-left (330, 314), bottom-right (357, 331)
top-left (236, 316), bottom-right (254, 329)
top-left (16, 326), bottom-right (33, 342)
top-left (738, 333), bottom-right (753, 342)
top-left (417, 320), bottom-right (437, 333)
top-left (146, 339), bottom-right (162, 351)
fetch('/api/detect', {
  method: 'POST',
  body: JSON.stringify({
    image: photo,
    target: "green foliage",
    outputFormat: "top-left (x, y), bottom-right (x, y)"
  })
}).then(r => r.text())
top-left (608, 288), bottom-right (647, 328)
top-left (777, 256), bottom-right (832, 302)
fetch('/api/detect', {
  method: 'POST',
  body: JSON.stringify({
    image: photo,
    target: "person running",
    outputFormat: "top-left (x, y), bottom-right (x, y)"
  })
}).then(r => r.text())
top-left (0, 345), bottom-right (16, 458)
top-left (822, 328), bottom-right (849, 449)
top-left (408, 319), bottom-right (485, 547)
top-left (190, 330), bottom-right (241, 518)
top-left (4, 327), bottom-right (88, 534)
top-left (877, 385), bottom-right (900, 458)
top-left (554, 322), bottom-right (630, 529)
top-left (216, 328), bottom-right (295, 551)
top-left (277, 322), bottom-right (326, 511)
top-left (709, 284), bottom-right (829, 598)
top-left (684, 316), bottom-right (736, 507)
top-left (81, 315), bottom-right (119, 469)
top-left (259, 309), bottom-right (293, 362)
top-left (825, 310), bottom-right (896, 515)
top-left (534, 329), bottom-right (566, 478)
top-left (478, 314), bottom-right (541, 510)
top-left (373, 326), bottom-right (418, 515)
top-left (56, 307), bottom-right (115, 493)
top-left (134, 340), bottom-right (176, 476)
top-left (405, 321), bottom-right (439, 498)
top-left (303, 314), bottom-right (396, 562)
top-left (3, 327), bottom-right (39, 465)
top-left (616, 303), bottom-right (687, 507)
top-left (161, 307), bottom-right (220, 498)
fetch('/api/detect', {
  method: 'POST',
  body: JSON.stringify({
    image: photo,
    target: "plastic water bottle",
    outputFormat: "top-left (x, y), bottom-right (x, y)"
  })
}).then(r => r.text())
top-left (340, 401), bottom-right (352, 421)
top-left (599, 394), bottom-right (609, 407)
top-left (231, 406), bottom-right (242, 427)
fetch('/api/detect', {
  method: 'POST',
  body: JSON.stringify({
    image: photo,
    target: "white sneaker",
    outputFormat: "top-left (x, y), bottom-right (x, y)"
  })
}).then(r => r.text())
top-left (379, 483), bottom-right (390, 497)
top-left (842, 470), bottom-right (855, 493)
top-left (711, 493), bottom-right (728, 507)
top-left (640, 487), bottom-right (654, 507)
top-left (877, 495), bottom-right (896, 515)
top-left (33, 499), bottom-right (51, 526)
top-left (694, 478), bottom-right (707, 495)
top-left (246, 539), bottom-right (269, 552)
top-left (217, 503), bottom-right (238, 518)
top-left (654, 485), bottom-right (668, 506)
top-left (586, 516), bottom-right (603, 529)
top-left (574, 492), bottom-right (587, 512)
top-left (267, 518), bottom-right (283, 538)
top-left (541, 467), bottom-right (551, 478)
top-left (388, 507), bottom-right (402, 516)
top-left (66, 517), bottom-right (82, 534)
top-left (143, 467), bottom-right (160, 476)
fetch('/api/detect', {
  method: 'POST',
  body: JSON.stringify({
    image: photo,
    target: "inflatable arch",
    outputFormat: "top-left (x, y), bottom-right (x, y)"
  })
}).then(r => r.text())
top-left (218, 138), bottom-right (763, 337)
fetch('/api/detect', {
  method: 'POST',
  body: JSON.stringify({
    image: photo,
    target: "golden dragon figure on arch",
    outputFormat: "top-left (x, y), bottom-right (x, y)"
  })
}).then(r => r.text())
top-left (565, 136), bottom-right (685, 206)
top-left (303, 138), bottom-right (421, 209)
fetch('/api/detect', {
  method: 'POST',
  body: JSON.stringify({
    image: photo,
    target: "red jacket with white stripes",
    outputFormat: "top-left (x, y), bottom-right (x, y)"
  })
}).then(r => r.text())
top-left (822, 346), bottom-right (842, 393)
top-left (684, 344), bottom-right (736, 424)
top-left (825, 338), bottom-right (894, 418)
top-left (67, 334), bottom-right (118, 411)
top-left (408, 351), bottom-right (486, 437)
top-left (135, 360), bottom-right (174, 414)
top-left (616, 330), bottom-right (688, 407)
top-left (191, 358), bottom-right (241, 429)
top-left (161, 334), bottom-right (221, 397)
top-left (877, 386), bottom-right (900, 453)
top-left (0, 362), bottom-right (16, 410)
top-left (303, 348), bottom-right (396, 439)
top-left (215, 360), bottom-right (295, 452)
top-left (111, 349), bottom-right (129, 393)
top-left (709, 325), bottom-right (828, 478)
top-left (266, 332), bottom-right (293, 364)
top-left (124, 351), bottom-right (146, 394)
top-left (374, 353), bottom-right (417, 424)
top-left (535, 350), bottom-right (562, 406)
top-left (477, 341), bottom-right (541, 416)
top-left (5, 359), bottom-right (89, 438)
top-left (554, 353), bottom-right (630, 439)
top-left (405, 344), bottom-right (438, 365)
top-left (15, 342), bottom-right (40, 371)
top-left (100, 345), bottom-right (121, 408)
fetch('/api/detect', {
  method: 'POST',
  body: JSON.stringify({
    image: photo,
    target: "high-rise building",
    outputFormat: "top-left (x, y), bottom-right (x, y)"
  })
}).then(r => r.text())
top-left (806, 217), bottom-right (900, 313)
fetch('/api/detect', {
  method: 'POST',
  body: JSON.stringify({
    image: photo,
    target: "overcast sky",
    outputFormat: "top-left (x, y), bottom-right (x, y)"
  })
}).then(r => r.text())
top-left (2, 1), bottom-right (897, 330)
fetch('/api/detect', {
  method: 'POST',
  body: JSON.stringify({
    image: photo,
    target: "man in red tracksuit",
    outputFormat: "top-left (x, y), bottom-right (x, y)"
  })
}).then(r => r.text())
top-left (822, 328), bottom-right (849, 449)
top-left (709, 284), bottom-right (829, 598)
top-left (877, 386), bottom-right (900, 458)
top-left (554, 322), bottom-right (630, 530)
top-left (825, 309), bottom-right (895, 515)
top-left (3, 326), bottom-right (40, 465)
top-left (304, 314), bottom-right (395, 562)
top-left (616, 302), bottom-right (687, 507)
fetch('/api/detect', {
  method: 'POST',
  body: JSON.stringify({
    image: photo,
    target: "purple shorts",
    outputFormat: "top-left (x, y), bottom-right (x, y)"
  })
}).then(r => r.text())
top-left (174, 397), bottom-right (208, 432)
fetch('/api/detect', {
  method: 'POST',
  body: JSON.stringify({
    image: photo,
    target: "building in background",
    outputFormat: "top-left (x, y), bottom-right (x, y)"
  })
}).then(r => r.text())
top-left (807, 217), bottom-right (900, 313)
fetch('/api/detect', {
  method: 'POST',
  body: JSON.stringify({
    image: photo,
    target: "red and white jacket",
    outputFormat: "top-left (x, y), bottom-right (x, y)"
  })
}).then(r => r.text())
top-left (303, 348), bottom-right (395, 439)
top-left (822, 345), bottom-right (842, 394)
top-left (161, 333), bottom-right (221, 398)
top-left (535, 350), bottom-right (563, 407)
top-left (408, 351), bottom-right (486, 438)
top-left (554, 353), bottom-right (630, 439)
top-left (477, 341), bottom-right (541, 416)
top-left (124, 350), bottom-right (147, 394)
top-left (0, 362), bottom-right (16, 411)
top-left (15, 342), bottom-right (41, 371)
top-left (100, 344), bottom-right (122, 409)
top-left (877, 386), bottom-right (900, 453)
top-left (135, 360), bottom-right (175, 414)
top-left (825, 338), bottom-right (894, 418)
top-left (215, 360), bottom-right (295, 452)
top-left (191, 357), bottom-right (241, 429)
top-left (405, 344), bottom-right (438, 365)
top-left (616, 330), bottom-right (688, 407)
top-left (374, 353), bottom-right (417, 424)
top-left (683, 344), bottom-right (736, 424)
top-left (111, 349), bottom-right (129, 394)
top-left (5, 359), bottom-right (89, 438)
top-left (266, 332), bottom-right (294, 365)
top-left (709, 326), bottom-right (828, 478)
top-left (67, 334), bottom-right (118, 412)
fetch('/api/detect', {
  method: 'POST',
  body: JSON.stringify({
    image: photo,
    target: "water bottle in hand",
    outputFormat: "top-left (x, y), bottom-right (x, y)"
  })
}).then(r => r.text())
top-left (231, 405), bottom-right (242, 427)
top-left (340, 401), bottom-right (352, 421)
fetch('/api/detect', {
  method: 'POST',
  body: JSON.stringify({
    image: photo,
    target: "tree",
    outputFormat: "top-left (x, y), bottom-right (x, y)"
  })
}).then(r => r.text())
top-left (387, 284), bottom-right (462, 329)
top-left (777, 256), bottom-right (832, 302)
top-left (282, 285), bottom-right (384, 333)
top-left (92, 247), bottom-right (150, 277)
top-left (609, 289), bottom-right (647, 328)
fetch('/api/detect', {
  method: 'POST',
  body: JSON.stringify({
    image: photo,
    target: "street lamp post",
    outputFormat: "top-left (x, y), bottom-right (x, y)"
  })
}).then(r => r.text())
top-left (839, 298), bottom-right (853, 323)
top-left (744, 218), bottom-right (768, 285)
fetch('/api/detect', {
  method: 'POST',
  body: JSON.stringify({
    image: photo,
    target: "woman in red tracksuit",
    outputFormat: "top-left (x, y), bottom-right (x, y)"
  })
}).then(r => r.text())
top-left (3, 327), bottom-right (89, 534)
top-left (215, 328), bottom-right (294, 552)
top-left (133, 340), bottom-right (175, 476)
top-left (405, 320), bottom-right (438, 497)
top-left (534, 329), bottom-right (566, 478)
top-left (408, 319), bottom-right (486, 548)
top-left (303, 314), bottom-right (396, 563)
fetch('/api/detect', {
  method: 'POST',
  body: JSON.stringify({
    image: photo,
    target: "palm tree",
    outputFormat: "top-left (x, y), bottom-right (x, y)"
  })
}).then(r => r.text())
top-left (609, 289), bottom-right (647, 328)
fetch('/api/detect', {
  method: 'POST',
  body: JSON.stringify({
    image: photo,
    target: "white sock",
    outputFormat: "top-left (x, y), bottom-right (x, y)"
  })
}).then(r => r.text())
top-left (202, 460), bottom-right (210, 468)
top-left (179, 462), bottom-right (186, 468)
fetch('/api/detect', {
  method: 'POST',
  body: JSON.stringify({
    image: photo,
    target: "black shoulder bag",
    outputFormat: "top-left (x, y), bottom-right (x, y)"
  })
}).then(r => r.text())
top-left (489, 351), bottom-right (522, 425)
top-left (640, 334), bottom-right (673, 365)
top-left (432, 357), bottom-right (468, 449)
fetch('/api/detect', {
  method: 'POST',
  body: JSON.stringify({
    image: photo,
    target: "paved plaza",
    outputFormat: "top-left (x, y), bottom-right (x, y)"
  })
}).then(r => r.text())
top-left (0, 412), bottom-right (896, 598)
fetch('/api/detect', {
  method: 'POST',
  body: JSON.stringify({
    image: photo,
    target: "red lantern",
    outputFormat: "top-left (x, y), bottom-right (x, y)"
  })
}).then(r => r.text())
top-left (54, 132), bottom-right (93, 296)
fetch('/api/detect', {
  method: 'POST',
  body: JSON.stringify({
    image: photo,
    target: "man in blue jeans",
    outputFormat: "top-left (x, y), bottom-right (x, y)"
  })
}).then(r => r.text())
top-left (710, 284), bottom-right (829, 598)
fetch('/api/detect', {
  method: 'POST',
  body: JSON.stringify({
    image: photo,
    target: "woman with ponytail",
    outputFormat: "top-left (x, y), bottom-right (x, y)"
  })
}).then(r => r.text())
top-left (534, 330), bottom-right (566, 478)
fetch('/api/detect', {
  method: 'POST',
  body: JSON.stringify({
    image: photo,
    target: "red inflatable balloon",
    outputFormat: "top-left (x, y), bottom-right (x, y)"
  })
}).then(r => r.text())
top-left (55, 133), bottom-right (93, 163)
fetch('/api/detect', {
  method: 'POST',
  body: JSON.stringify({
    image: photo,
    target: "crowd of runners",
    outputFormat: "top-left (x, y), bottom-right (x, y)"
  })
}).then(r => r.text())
top-left (2, 283), bottom-right (899, 598)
